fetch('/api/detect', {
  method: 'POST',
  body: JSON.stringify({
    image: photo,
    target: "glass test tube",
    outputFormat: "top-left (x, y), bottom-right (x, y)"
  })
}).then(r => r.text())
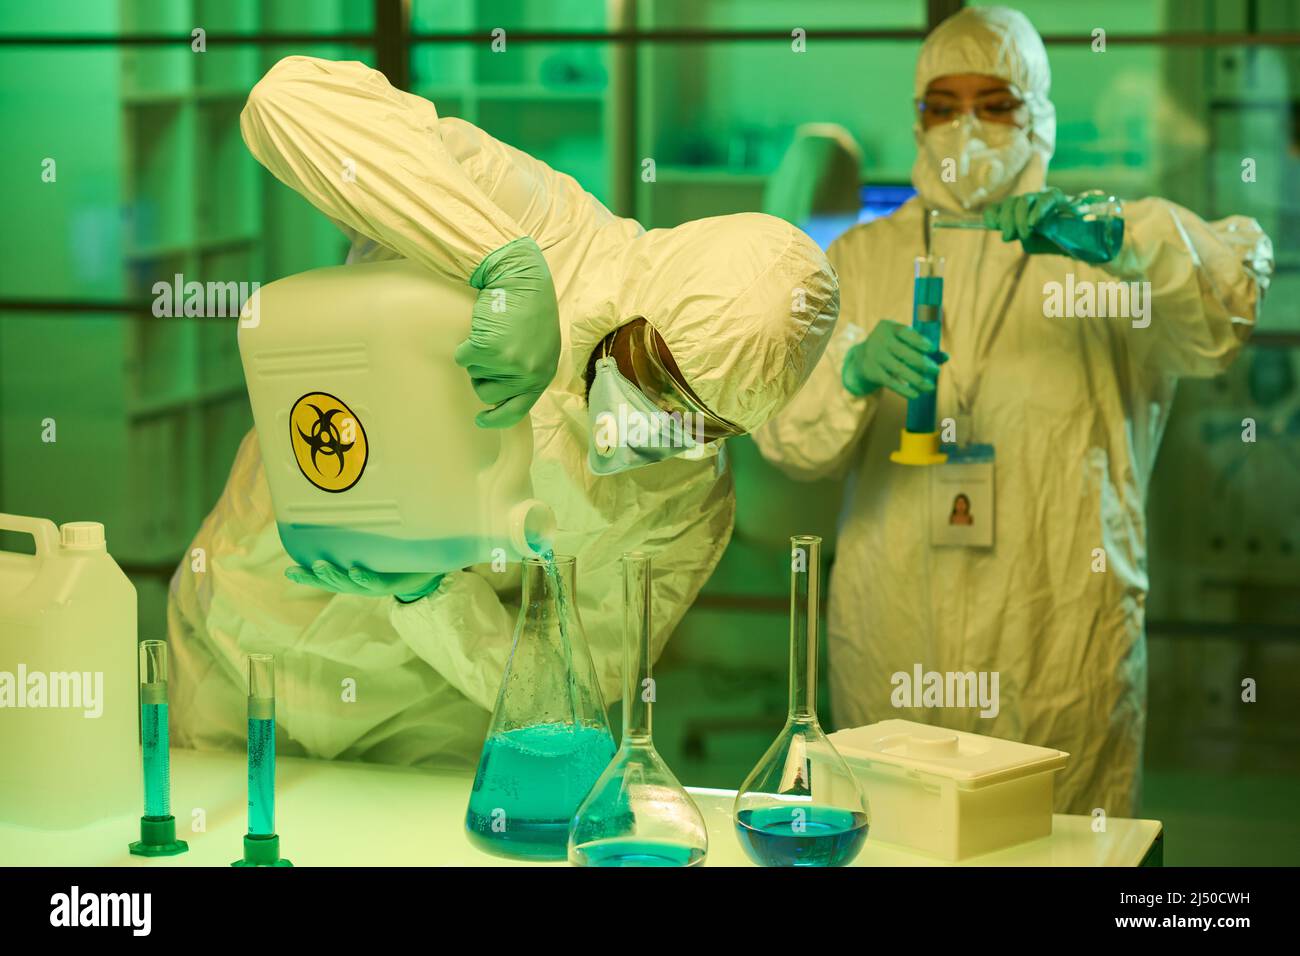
top-left (905, 255), bottom-right (945, 435)
top-left (139, 640), bottom-right (171, 819)
top-left (246, 654), bottom-right (276, 837)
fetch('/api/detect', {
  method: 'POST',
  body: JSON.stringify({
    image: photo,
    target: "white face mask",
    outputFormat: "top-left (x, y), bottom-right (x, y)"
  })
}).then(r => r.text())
top-left (922, 115), bottom-right (1033, 211)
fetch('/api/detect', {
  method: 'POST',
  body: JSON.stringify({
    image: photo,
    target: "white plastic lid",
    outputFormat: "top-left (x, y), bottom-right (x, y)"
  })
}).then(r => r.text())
top-left (60, 521), bottom-right (106, 550)
top-left (829, 719), bottom-right (1068, 789)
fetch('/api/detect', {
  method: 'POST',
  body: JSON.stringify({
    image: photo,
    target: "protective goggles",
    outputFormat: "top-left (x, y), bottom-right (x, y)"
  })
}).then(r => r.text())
top-left (917, 86), bottom-right (1028, 127)
top-left (607, 321), bottom-right (745, 443)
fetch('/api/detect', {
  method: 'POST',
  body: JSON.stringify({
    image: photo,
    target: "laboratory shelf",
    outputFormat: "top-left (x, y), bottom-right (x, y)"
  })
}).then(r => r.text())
top-left (0, 0), bottom-right (361, 654)
top-left (0, 749), bottom-right (1162, 867)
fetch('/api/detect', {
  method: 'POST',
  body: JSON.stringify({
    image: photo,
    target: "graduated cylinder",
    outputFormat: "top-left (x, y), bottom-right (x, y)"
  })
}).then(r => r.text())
top-left (890, 255), bottom-right (948, 466)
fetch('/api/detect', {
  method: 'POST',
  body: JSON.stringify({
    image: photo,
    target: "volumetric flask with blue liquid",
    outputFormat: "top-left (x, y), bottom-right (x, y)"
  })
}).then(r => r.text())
top-left (733, 535), bottom-right (870, 867)
top-left (568, 552), bottom-right (708, 867)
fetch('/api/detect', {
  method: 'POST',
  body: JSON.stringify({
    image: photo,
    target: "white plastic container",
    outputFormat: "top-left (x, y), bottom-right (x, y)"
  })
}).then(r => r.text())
top-left (238, 259), bottom-right (555, 574)
top-left (0, 515), bottom-right (138, 829)
top-left (819, 719), bottom-right (1068, 861)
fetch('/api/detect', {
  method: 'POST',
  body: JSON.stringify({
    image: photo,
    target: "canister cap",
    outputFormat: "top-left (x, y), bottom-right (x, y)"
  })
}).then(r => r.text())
top-left (60, 522), bottom-right (105, 550)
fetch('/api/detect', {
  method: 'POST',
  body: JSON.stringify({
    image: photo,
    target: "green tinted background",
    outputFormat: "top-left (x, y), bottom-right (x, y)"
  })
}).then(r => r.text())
top-left (1, 0), bottom-right (1297, 864)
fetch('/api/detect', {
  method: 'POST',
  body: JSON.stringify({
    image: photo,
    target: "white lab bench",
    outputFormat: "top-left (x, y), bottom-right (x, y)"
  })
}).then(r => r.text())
top-left (0, 749), bottom-right (1163, 866)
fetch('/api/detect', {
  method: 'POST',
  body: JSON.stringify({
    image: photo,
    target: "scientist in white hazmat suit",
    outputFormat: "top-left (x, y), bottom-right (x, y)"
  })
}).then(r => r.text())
top-left (756, 7), bottom-right (1272, 816)
top-left (167, 56), bottom-right (838, 767)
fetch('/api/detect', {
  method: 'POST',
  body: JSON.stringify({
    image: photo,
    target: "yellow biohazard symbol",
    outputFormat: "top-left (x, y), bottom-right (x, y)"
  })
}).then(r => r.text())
top-left (289, 392), bottom-right (368, 493)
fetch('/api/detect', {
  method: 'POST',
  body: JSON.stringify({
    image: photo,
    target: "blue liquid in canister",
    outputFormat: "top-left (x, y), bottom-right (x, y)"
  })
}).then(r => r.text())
top-left (247, 717), bottom-right (276, 836)
top-left (141, 701), bottom-right (170, 818)
top-left (277, 524), bottom-right (490, 576)
top-left (573, 838), bottom-right (705, 868)
top-left (466, 723), bottom-right (616, 860)
top-left (735, 805), bottom-right (869, 867)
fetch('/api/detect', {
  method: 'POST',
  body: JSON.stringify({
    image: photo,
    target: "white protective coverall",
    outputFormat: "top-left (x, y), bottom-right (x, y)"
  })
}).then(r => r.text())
top-left (168, 57), bottom-right (838, 768)
top-left (755, 7), bottom-right (1272, 816)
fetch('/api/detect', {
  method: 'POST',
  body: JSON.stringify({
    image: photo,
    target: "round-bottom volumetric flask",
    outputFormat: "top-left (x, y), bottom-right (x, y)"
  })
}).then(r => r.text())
top-left (732, 536), bottom-right (870, 867)
top-left (568, 553), bottom-right (708, 867)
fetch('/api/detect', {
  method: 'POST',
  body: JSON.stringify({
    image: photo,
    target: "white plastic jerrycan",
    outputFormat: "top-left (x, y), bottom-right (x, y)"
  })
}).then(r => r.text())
top-left (0, 515), bottom-right (138, 830)
top-left (238, 258), bottom-right (556, 574)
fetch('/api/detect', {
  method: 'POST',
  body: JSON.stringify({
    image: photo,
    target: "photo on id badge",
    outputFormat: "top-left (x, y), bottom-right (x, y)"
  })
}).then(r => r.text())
top-left (930, 444), bottom-right (994, 548)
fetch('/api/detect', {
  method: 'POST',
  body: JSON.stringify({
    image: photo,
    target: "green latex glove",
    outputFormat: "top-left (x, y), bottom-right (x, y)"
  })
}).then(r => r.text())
top-left (981, 187), bottom-right (1068, 256)
top-left (842, 321), bottom-right (948, 400)
top-left (456, 236), bottom-right (561, 429)
top-left (285, 561), bottom-right (444, 603)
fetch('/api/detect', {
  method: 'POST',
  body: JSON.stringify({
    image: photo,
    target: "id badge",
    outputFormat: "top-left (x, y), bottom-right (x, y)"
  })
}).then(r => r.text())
top-left (930, 443), bottom-right (994, 548)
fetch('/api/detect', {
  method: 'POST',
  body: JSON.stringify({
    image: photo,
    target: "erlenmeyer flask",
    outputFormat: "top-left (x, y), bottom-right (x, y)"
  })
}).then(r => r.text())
top-left (465, 554), bottom-right (615, 861)
top-left (1036, 190), bottom-right (1124, 264)
top-left (733, 535), bottom-right (870, 866)
top-left (569, 553), bottom-right (707, 867)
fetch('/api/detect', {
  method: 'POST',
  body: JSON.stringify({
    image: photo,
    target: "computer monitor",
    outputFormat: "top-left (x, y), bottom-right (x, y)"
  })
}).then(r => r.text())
top-left (859, 184), bottom-right (917, 223)
top-left (801, 184), bottom-right (917, 250)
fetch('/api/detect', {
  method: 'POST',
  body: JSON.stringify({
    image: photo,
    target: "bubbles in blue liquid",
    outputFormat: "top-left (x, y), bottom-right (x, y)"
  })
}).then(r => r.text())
top-left (465, 723), bottom-right (615, 861)
top-left (735, 805), bottom-right (869, 867)
top-left (247, 717), bottom-right (276, 836)
top-left (141, 702), bottom-right (170, 818)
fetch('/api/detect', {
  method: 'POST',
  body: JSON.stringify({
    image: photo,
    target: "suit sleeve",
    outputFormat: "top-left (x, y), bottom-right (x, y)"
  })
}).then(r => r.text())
top-left (753, 233), bottom-right (879, 480)
top-left (1102, 198), bottom-right (1272, 378)
top-left (240, 55), bottom-right (524, 279)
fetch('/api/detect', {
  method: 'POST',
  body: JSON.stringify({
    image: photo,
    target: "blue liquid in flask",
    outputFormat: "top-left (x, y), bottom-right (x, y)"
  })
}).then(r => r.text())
top-left (466, 722), bottom-right (615, 860)
top-left (141, 701), bottom-right (170, 818)
top-left (247, 717), bottom-right (276, 836)
top-left (573, 837), bottom-right (705, 868)
top-left (1038, 214), bottom-right (1124, 264)
top-left (735, 805), bottom-right (869, 867)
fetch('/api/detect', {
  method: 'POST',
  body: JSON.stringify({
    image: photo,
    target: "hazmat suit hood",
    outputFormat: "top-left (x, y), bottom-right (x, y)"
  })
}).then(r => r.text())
top-left (910, 5), bottom-right (1057, 213)
top-left (569, 212), bottom-right (839, 433)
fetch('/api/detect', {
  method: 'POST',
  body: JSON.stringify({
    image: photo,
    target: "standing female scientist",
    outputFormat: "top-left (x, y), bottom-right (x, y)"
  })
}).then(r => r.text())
top-left (756, 6), bottom-right (1272, 816)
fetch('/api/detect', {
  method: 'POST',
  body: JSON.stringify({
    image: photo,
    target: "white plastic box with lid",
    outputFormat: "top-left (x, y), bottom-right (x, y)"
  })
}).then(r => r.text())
top-left (813, 719), bottom-right (1069, 861)
top-left (238, 258), bottom-right (556, 575)
top-left (0, 515), bottom-right (138, 830)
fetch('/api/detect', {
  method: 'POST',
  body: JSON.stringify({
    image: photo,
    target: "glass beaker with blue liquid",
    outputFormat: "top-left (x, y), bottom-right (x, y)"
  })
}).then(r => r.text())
top-left (466, 554), bottom-right (615, 861)
top-left (733, 535), bottom-right (870, 867)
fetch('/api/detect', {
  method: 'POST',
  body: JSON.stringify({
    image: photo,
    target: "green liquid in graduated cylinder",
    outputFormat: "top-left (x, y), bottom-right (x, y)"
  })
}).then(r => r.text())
top-left (247, 717), bottom-right (275, 836)
top-left (141, 702), bottom-right (170, 818)
top-left (465, 722), bottom-right (615, 860)
top-left (572, 837), bottom-right (705, 868)
top-left (735, 805), bottom-right (869, 867)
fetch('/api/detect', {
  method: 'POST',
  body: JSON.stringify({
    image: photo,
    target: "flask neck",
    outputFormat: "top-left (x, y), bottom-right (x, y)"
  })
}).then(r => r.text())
top-left (522, 555), bottom-right (576, 618)
top-left (622, 553), bottom-right (653, 742)
top-left (789, 538), bottom-right (820, 721)
top-left (789, 621), bottom-right (816, 721)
